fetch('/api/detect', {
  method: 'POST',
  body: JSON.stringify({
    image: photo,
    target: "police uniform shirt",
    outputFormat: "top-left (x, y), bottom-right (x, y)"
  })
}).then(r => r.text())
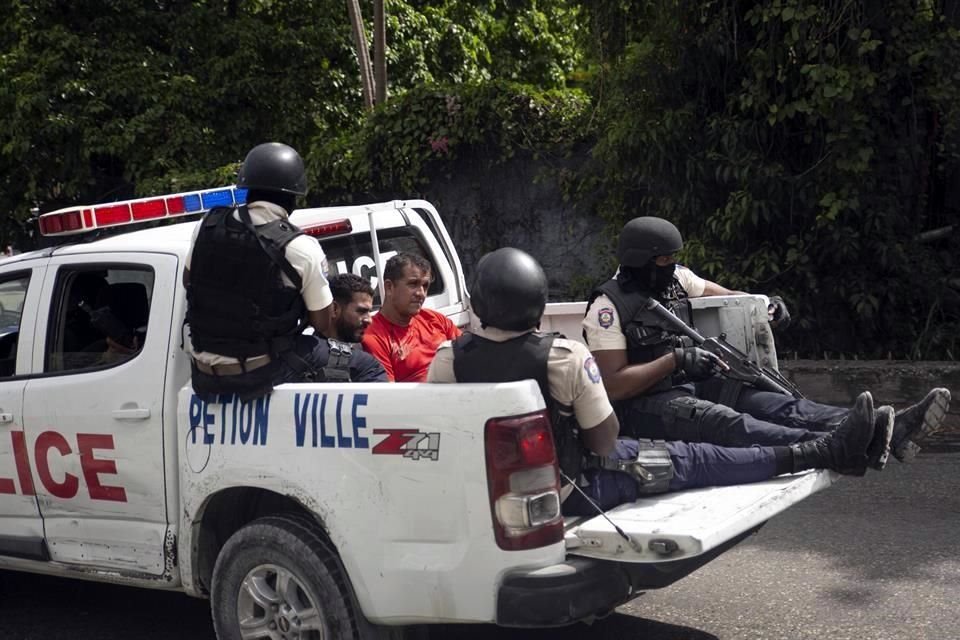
top-left (186, 200), bottom-right (333, 366)
top-left (427, 325), bottom-right (614, 432)
top-left (582, 265), bottom-right (706, 351)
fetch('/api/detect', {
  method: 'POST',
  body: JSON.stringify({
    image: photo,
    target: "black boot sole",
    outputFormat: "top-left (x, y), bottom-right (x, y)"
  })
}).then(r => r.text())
top-left (893, 388), bottom-right (951, 463)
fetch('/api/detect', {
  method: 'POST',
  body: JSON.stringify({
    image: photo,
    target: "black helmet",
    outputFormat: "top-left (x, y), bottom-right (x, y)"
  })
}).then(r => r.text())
top-left (237, 142), bottom-right (308, 196)
top-left (470, 248), bottom-right (548, 331)
top-left (617, 217), bottom-right (683, 267)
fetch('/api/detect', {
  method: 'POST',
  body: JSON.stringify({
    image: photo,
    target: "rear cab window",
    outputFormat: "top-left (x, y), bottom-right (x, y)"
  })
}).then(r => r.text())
top-left (321, 226), bottom-right (444, 306)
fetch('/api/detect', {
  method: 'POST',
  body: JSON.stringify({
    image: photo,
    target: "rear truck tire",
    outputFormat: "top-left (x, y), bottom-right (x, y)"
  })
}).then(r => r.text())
top-left (211, 514), bottom-right (364, 640)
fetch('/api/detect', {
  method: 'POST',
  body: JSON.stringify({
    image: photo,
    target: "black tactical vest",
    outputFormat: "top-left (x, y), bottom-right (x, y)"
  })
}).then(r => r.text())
top-left (585, 276), bottom-right (692, 393)
top-left (187, 205), bottom-right (306, 359)
top-left (452, 332), bottom-right (585, 483)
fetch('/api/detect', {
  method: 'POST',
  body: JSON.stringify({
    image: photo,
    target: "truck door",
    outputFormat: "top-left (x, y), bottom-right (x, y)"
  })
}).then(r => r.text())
top-left (0, 266), bottom-right (46, 560)
top-left (22, 253), bottom-right (176, 575)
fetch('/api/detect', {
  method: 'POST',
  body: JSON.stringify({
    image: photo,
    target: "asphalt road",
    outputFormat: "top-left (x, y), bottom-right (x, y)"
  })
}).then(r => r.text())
top-left (2, 434), bottom-right (958, 640)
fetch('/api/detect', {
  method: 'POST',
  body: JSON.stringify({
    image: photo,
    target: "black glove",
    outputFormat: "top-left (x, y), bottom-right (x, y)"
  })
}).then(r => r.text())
top-left (768, 295), bottom-right (791, 330)
top-left (673, 347), bottom-right (724, 381)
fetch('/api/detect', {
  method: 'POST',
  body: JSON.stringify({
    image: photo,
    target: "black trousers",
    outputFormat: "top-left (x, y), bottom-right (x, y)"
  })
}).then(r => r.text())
top-left (562, 438), bottom-right (779, 516)
top-left (618, 378), bottom-right (849, 447)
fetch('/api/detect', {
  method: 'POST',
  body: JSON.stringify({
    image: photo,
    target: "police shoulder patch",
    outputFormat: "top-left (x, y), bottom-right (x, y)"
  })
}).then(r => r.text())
top-left (597, 306), bottom-right (615, 329)
top-left (584, 356), bottom-right (602, 384)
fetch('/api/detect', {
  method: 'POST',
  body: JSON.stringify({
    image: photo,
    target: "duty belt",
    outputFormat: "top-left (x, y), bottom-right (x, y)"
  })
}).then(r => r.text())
top-left (193, 354), bottom-right (271, 376)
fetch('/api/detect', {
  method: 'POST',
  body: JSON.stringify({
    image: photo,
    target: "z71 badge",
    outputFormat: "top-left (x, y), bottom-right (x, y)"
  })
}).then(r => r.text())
top-left (372, 429), bottom-right (441, 461)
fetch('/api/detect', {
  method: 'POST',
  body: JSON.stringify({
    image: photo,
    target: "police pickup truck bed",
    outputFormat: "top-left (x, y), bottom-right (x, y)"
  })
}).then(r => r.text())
top-left (0, 187), bottom-right (834, 638)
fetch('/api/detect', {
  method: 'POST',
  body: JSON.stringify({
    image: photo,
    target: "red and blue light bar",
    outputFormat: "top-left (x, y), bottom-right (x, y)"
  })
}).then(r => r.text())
top-left (38, 186), bottom-right (248, 237)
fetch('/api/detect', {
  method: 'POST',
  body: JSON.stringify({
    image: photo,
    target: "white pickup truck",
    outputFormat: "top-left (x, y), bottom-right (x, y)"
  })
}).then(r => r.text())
top-left (0, 187), bottom-right (833, 639)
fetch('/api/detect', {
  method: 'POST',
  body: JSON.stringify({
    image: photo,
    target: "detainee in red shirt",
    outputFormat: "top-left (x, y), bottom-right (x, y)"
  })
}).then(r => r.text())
top-left (362, 253), bottom-right (461, 381)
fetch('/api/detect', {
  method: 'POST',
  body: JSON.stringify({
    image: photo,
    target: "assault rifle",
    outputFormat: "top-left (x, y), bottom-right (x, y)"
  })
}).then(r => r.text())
top-left (78, 301), bottom-right (136, 349)
top-left (638, 296), bottom-right (804, 398)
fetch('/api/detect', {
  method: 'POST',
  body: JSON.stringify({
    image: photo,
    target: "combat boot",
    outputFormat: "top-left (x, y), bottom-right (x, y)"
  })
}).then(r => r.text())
top-left (891, 388), bottom-right (951, 462)
top-left (790, 391), bottom-right (875, 475)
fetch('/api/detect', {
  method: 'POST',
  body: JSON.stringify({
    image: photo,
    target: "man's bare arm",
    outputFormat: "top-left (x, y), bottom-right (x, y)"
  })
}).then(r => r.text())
top-left (702, 280), bottom-right (746, 296)
top-left (593, 349), bottom-right (675, 402)
top-left (580, 411), bottom-right (620, 457)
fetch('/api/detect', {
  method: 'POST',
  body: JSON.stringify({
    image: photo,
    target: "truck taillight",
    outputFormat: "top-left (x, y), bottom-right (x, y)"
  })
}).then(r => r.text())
top-left (484, 411), bottom-right (563, 551)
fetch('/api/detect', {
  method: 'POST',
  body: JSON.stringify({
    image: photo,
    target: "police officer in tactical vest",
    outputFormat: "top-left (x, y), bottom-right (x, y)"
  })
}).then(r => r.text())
top-left (583, 217), bottom-right (950, 466)
top-left (184, 142), bottom-right (354, 400)
top-left (427, 248), bottom-right (620, 493)
top-left (429, 248), bottom-right (885, 517)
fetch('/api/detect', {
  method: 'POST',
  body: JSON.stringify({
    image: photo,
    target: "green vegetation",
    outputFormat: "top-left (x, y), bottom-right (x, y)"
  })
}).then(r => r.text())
top-left (1, 0), bottom-right (957, 358)
top-left (311, 81), bottom-right (589, 196)
top-left (577, 0), bottom-right (960, 359)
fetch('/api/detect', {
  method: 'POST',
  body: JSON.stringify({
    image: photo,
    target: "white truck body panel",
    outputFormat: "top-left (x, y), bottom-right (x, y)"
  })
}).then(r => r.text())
top-left (178, 380), bottom-right (561, 624)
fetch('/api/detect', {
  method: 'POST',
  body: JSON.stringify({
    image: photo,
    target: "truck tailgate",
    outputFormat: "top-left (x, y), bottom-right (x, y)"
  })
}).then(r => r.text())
top-left (565, 470), bottom-right (836, 563)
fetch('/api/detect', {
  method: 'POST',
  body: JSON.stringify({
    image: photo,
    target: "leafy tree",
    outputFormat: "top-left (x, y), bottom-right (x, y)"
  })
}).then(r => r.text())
top-left (577, 0), bottom-right (960, 358)
top-left (309, 80), bottom-right (590, 197)
top-left (0, 0), bottom-right (360, 246)
top-left (0, 0), bottom-right (583, 248)
top-left (385, 0), bottom-right (581, 88)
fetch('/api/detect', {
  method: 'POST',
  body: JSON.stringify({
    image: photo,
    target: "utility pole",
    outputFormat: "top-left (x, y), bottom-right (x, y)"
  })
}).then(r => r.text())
top-left (346, 0), bottom-right (375, 110)
top-left (373, 0), bottom-right (387, 104)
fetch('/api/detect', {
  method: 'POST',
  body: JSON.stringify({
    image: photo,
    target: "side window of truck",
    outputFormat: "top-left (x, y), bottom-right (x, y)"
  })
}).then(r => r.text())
top-left (320, 227), bottom-right (444, 305)
top-left (45, 265), bottom-right (155, 373)
top-left (0, 273), bottom-right (30, 379)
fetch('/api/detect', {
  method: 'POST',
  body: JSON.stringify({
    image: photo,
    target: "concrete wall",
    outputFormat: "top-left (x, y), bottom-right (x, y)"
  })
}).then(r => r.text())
top-left (780, 360), bottom-right (960, 435)
top-left (421, 150), bottom-right (611, 299)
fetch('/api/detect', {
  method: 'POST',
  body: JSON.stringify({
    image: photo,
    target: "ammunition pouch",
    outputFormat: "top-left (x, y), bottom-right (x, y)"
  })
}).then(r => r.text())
top-left (661, 394), bottom-right (746, 444)
top-left (596, 438), bottom-right (675, 495)
top-left (661, 395), bottom-right (716, 442)
top-left (321, 339), bottom-right (353, 382)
